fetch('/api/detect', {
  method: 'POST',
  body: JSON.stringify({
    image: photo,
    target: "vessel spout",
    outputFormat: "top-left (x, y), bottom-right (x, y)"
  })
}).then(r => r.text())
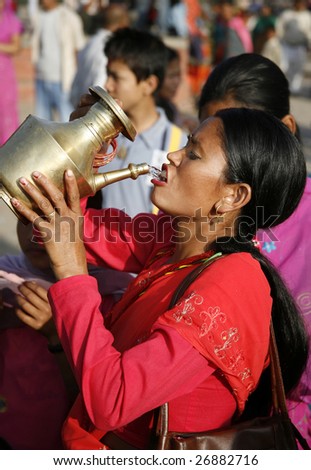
top-left (94, 162), bottom-right (150, 192)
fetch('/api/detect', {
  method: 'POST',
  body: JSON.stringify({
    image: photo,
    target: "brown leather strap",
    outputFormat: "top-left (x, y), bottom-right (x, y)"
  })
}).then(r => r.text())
top-left (269, 323), bottom-right (289, 415)
top-left (101, 431), bottom-right (139, 450)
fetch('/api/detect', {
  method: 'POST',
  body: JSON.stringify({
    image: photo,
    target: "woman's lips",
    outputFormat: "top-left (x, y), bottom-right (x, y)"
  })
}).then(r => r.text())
top-left (151, 177), bottom-right (166, 186)
top-left (151, 164), bottom-right (168, 185)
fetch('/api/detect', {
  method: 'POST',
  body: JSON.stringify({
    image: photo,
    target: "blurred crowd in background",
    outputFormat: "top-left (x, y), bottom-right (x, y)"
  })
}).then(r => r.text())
top-left (1, 0), bottom-right (311, 139)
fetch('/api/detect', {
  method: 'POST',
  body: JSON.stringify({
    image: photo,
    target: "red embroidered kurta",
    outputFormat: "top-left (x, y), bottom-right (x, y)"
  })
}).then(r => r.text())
top-left (48, 210), bottom-right (272, 449)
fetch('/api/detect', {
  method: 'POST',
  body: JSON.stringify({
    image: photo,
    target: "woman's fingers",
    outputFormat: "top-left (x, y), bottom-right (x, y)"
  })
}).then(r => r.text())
top-left (11, 171), bottom-right (87, 280)
top-left (31, 171), bottom-right (66, 213)
top-left (11, 174), bottom-right (62, 224)
top-left (70, 93), bottom-right (97, 121)
top-left (63, 169), bottom-right (82, 215)
top-left (31, 170), bottom-right (81, 215)
top-left (11, 170), bottom-right (81, 225)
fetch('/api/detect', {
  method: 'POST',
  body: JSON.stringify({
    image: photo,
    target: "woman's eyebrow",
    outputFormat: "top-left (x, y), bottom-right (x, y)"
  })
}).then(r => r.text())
top-left (188, 134), bottom-right (198, 145)
top-left (189, 134), bottom-right (204, 152)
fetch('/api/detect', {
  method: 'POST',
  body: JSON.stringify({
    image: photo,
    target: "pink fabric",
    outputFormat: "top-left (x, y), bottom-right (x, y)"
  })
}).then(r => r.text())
top-left (0, 254), bottom-right (71, 449)
top-left (48, 210), bottom-right (272, 449)
top-left (0, 327), bottom-right (71, 449)
top-left (259, 177), bottom-right (311, 446)
top-left (0, 0), bottom-right (22, 145)
top-left (229, 17), bottom-right (253, 53)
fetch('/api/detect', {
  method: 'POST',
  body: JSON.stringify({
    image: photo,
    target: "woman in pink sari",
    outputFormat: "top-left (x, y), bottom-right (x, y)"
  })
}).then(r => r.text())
top-left (0, 0), bottom-right (22, 145)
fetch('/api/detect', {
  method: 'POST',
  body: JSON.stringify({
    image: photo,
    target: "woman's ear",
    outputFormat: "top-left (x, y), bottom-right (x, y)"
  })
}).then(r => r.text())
top-left (281, 114), bottom-right (297, 135)
top-left (214, 183), bottom-right (252, 215)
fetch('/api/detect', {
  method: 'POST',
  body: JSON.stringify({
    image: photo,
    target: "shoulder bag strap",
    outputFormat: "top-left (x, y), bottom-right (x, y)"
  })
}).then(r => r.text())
top-left (168, 252), bottom-right (224, 308)
top-left (269, 322), bottom-right (287, 415)
top-left (269, 323), bottom-right (309, 449)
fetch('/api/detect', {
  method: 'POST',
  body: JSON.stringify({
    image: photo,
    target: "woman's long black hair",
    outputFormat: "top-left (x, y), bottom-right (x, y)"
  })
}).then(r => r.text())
top-left (213, 109), bottom-right (308, 415)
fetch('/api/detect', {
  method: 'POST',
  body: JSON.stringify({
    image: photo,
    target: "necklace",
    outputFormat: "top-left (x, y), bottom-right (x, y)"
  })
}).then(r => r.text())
top-left (139, 250), bottom-right (222, 295)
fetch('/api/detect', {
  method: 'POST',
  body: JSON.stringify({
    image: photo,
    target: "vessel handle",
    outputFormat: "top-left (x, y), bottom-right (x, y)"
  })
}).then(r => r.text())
top-left (93, 138), bottom-right (118, 168)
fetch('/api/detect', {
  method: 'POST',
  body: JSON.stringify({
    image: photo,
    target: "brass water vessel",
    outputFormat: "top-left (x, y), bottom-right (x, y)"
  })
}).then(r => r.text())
top-left (0, 86), bottom-right (149, 220)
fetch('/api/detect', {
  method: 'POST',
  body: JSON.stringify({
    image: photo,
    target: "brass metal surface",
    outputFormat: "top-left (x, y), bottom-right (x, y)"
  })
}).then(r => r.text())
top-left (0, 87), bottom-right (145, 221)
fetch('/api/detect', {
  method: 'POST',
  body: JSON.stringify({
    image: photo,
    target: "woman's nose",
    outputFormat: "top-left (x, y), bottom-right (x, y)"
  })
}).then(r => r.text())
top-left (167, 149), bottom-right (183, 166)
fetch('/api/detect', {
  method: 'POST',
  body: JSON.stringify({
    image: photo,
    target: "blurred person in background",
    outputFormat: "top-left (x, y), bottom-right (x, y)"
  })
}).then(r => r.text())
top-left (31, 0), bottom-right (86, 121)
top-left (70, 2), bottom-right (130, 108)
top-left (156, 44), bottom-right (198, 133)
top-left (133, 0), bottom-right (170, 35)
top-left (156, 46), bottom-right (183, 125)
top-left (260, 20), bottom-right (282, 68)
top-left (251, 3), bottom-right (277, 54)
top-left (168, 0), bottom-right (188, 37)
top-left (78, 0), bottom-right (108, 36)
top-left (184, 0), bottom-right (212, 97)
top-left (0, 0), bottom-right (23, 145)
top-left (232, 0), bottom-right (253, 51)
top-left (276, 0), bottom-right (311, 95)
top-left (211, 0), bottom-right (253, 66)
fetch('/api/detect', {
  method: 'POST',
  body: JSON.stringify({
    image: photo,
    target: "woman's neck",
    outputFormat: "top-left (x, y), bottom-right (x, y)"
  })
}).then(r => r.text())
top-left (168, 215), bottom-right (235, 264)
top-left (167, 221), bottom-right (212, 264)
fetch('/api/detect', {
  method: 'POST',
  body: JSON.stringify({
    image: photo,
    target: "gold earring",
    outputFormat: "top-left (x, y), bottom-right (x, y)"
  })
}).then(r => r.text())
top-left (210, 202), bottom-right (224, 225)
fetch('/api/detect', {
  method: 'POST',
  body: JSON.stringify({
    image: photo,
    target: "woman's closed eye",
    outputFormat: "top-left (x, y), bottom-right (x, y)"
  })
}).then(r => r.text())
top-left (188, 150), bottom-right (201, 160)
top-left (184, 134), bottom-right (202, 160)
